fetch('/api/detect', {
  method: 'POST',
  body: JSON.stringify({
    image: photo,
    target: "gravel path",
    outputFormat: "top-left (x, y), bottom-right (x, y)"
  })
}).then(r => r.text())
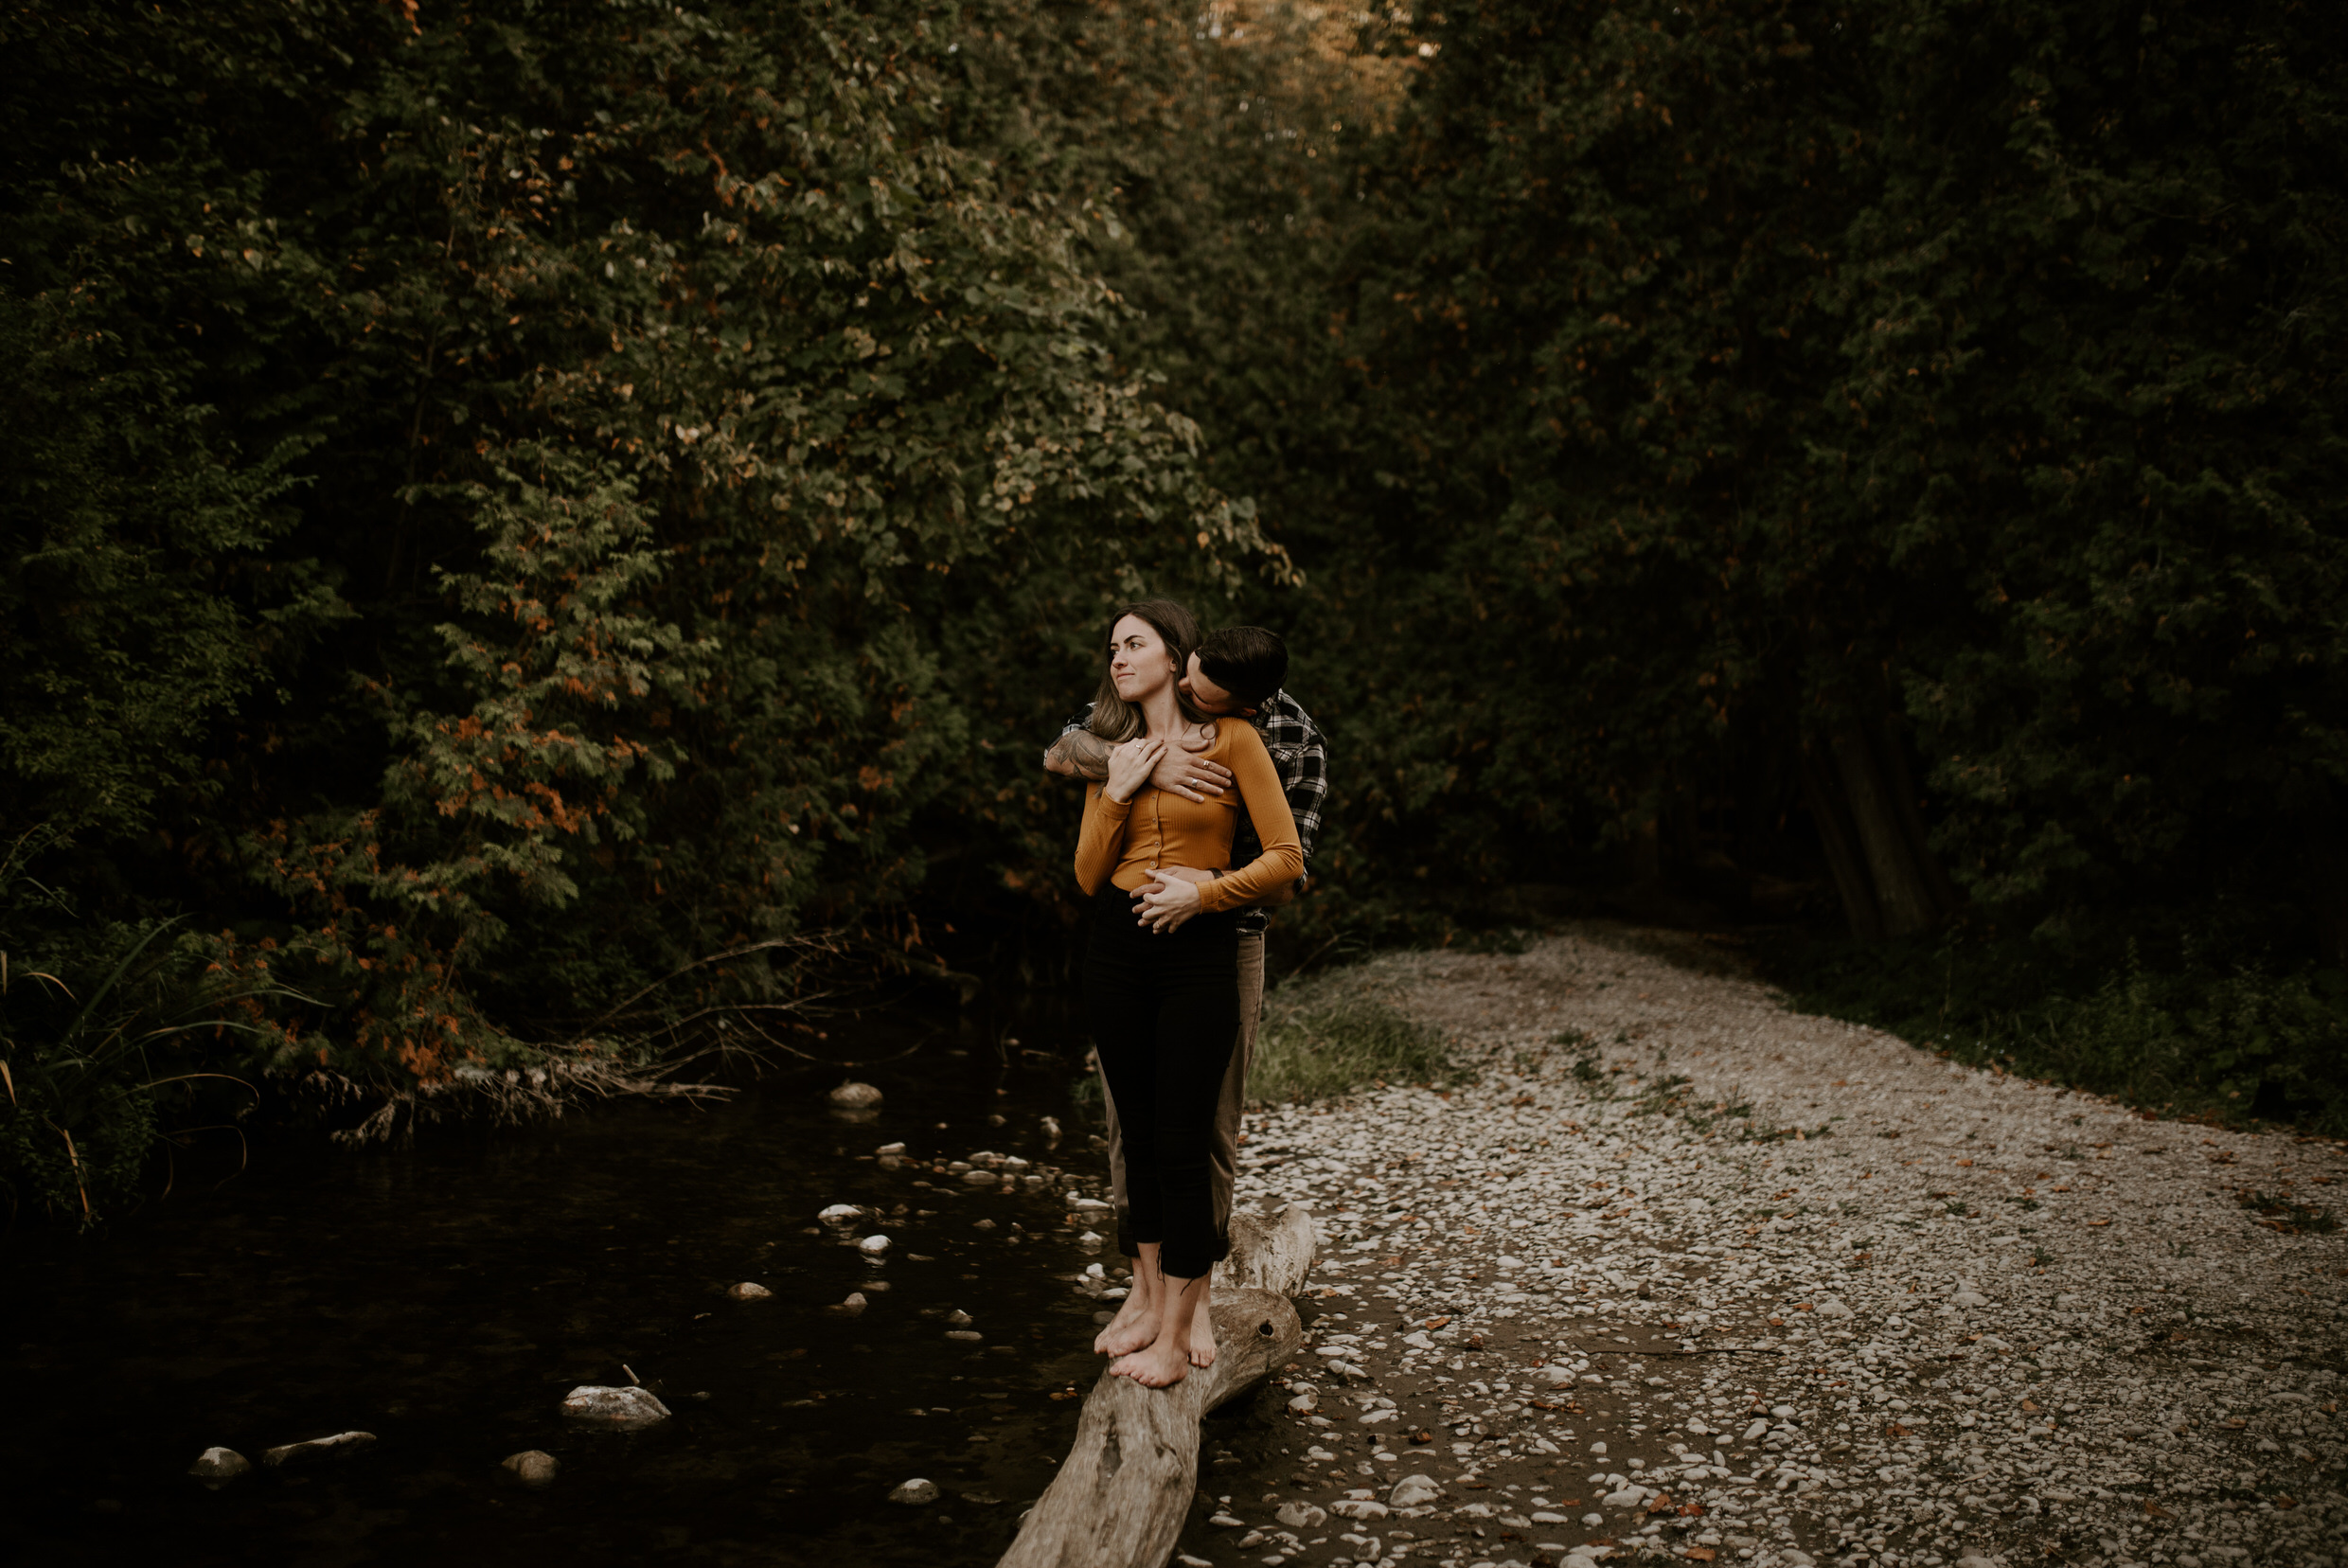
top-left (1168, 926), bottom-right (2347, 1568)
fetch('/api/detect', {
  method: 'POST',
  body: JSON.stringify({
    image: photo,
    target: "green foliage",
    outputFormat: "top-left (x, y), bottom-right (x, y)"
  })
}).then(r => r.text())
top-left (1248, 969), bottom-right (1459, 1104)
top-left (0, 835), bottom-right (299, 1223)
top-left (1771, 920), bottom-right (2348, 1133)
top-left (1, 0), bottom-right (1283, 1106)
top-left (7, 0), bottom-right (2348, 1193)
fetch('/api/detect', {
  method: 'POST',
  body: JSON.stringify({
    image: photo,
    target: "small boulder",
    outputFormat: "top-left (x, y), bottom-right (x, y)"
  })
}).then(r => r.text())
top-left (817, 1203), bottom-right (863, 1223)
top-left (829, 1081), bottom-right (882, 1108)
top-left (728, 1281), bottom-right (773, 1300)
top-left (831, 1292), bottom-right (868, 1317)
top-left (1274, 1502), bottom-right (1328, 1528)
top-left (857, 1234), bottom-right (891, 1256)
top-left (501, 1450), bottom-right (560, 1488)
top-left (889, 1477), bottom-right (940, 1505)
top-left (945, 1309), bottom-right (972, 1326)
top-left (261, 1431), bottom-right (377, 1468)
top-left (1814, 1296), bottom-right (1854, 1319)
top-left (1040, 1115), bottom-right (1062, 1144)
top-left (1388, 1473), bottom-right (1442, 1508)
top-left (560, 1385), bottom-right (671, 1430)
top-left (187, 1447), bottom-right (250, 1488)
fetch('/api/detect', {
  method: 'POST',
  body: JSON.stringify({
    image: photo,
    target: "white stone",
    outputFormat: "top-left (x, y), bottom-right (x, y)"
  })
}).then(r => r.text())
top-left (1276, 1502), bottom-right (1329, 1528)
top-left (261, 1430), bottom-right (378, 1466)
top-left (187, 1447), bottom-right (249, 1488)
top-left (501, 1450), bottom-right (560, 1488)
top-left (728, 1281), bottom-right (772, 1299)
top-left (858, 1234), bottom-right (891, 1255)
top-left (889, 1477), bottom-right (939, 1505)
top-left (1388, 1474), bottom-right (1442, 1507)
top-left (560, 1386), bottom-right (670, 1430)
top-left (817, 1203), bottom-right (863, 1222)
top-left (828, 1081), bottom-right (882, 1108)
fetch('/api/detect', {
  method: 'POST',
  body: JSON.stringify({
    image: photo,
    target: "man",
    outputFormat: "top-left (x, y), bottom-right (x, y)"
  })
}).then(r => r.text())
top-left (1044, 621), bottom-right (1328, 1356)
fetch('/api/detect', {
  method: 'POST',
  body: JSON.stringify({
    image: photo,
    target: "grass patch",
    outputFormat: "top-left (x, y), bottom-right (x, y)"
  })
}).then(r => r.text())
top-left (1763, 919), bottom-right (2348, 1135)
top-left (1248, 970), bottom-right (1461, 1104)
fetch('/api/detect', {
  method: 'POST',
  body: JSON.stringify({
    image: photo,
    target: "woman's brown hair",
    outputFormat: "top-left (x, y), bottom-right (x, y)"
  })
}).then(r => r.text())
top-left (1085, 598), bottom-right (1210, 741)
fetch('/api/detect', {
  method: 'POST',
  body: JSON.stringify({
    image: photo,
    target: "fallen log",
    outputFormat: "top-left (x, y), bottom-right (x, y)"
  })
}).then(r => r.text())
top-left (998, 1203), bottom-right (1317, 1568)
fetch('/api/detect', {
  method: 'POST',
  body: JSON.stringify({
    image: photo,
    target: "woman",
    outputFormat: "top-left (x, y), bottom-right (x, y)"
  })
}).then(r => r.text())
top-left (1075, 600), bottom-right (1304, 1388)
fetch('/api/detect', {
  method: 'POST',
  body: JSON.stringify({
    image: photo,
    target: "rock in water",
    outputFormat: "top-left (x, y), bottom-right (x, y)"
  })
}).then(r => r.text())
top-left (187, 1447), bottom-right (250, 1488)
top-left (1040, 1115), bottom-right (1062, 1145)
top-left (831, 1292), bottom-right (868, 1316)
top-left (817, 1203), bottom-right (863, 1223)
top-left (889, 1477), bottom-right (940, 1505)
top-left (828, 1081), bottom-right (882, 1108)
top-left (728, 1281), bottom-right (772, 1300)
top-left (1388, 1473), bottom-right (1442, 1508)
top-left (261, 1431), bottom-right (377, 1468)
top-left (560, 1385), bottom-right (671, 1430)
top-left (501, 1450), bottom-right (560, 1488)
top-left (857, 1233), bottom-right (891, 1256)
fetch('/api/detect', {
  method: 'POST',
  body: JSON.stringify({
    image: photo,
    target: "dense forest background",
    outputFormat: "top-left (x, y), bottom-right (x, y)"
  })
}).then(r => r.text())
top-left (5, 0), bottom-right (2343, 1219)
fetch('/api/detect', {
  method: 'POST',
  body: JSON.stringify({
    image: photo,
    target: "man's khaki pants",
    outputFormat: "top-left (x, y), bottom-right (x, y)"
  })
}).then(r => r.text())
top-left (1099, 929), bottom-right (1265, 1260)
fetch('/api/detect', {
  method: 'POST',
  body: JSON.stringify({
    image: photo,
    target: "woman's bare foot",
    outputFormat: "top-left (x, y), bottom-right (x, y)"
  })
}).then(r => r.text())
top-left (1111, 1336), bottom-right (1191, 1388)
top-left (1186, 1287), bottom-right (1218, 1368)
top-left (1093, 1287), bottom-right (1159, 1356)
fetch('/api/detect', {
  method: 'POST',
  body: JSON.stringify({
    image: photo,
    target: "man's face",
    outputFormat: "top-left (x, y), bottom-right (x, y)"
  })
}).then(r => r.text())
top-left (1181, 652), bottom-right (1254, 717)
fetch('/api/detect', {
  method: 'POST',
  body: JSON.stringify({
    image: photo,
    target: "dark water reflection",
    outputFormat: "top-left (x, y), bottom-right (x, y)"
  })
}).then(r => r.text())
top-left (2, 1021), bottom-right (1117, 1567)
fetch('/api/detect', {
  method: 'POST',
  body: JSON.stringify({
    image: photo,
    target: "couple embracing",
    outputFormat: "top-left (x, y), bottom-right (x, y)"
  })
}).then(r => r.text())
top-left (1041, 598), bottom-right (1327, 1389)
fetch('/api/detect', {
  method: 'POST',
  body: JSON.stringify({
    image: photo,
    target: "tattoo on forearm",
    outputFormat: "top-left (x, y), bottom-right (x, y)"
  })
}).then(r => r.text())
top-left (1047, 729), bottom-right (1112, 780)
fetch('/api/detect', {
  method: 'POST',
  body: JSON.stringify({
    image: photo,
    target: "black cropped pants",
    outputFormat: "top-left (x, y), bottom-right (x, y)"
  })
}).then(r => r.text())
top-left (1080, 888), bottom-right (1240, 1280)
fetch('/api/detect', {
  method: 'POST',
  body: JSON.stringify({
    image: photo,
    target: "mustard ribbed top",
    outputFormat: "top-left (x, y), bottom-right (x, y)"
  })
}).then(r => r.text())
top-left (1074, 720), bottom-right (1305, 912)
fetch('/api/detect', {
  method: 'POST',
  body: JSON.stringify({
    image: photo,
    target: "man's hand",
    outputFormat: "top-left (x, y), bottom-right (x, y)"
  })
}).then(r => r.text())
top-left (1149, 747), bottom-right (1233, 803)
top-left (1130, 863), bottom-right (1214, 924)
top-left (1044, 729), bottom-right (1112, 781)
top-left (1133, 867), bottom-right (1206, 933)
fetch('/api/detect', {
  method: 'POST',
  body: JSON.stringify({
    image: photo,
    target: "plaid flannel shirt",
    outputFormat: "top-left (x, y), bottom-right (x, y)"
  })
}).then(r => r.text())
top-left (1057, 690), bottom-right (1327, 934)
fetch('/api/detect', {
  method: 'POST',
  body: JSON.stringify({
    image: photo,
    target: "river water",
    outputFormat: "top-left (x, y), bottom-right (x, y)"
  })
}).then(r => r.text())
top-left (1, 1016), bottom-right (1129, 1566)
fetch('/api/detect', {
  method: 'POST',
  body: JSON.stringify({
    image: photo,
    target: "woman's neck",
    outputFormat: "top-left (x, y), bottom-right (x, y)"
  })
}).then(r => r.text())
top-left (1137, 686), bottom-right (1187, 739)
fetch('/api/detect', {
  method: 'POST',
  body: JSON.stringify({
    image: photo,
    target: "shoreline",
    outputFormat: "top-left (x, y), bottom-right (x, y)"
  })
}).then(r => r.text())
top-left (1165, 927), bottom-right (2346, 1568)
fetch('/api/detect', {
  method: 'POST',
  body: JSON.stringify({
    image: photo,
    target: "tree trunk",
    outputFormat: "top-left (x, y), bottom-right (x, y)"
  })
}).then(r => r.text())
top-left (1829, 725), bottom-right (1941, 936)
top-left (2310, 819), bottom-right (2348, 970)
top-left (998, 1203), bottom-right (1317, 1568)
top-left (1867, 715), bottom-right (1965, 917)
top-left (1799, 744), bottom-right (1884, 942)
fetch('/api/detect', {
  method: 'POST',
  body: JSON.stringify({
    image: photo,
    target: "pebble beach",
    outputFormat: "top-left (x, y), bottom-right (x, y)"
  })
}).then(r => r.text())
top-left (1166, 927), bottom-right (2347, 1568)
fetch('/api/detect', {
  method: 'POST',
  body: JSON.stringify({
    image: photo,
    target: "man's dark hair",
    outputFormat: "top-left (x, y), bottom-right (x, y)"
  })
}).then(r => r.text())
top-left (1197, 626), bottom-right (1288, 709)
